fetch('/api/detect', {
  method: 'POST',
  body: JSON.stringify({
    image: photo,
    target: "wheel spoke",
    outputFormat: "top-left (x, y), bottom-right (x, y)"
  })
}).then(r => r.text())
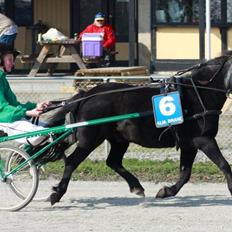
top-left (0, 145), bottom-right (38, 211)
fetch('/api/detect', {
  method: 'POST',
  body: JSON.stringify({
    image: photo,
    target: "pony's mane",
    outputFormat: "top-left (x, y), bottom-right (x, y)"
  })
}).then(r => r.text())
top-left (205, 50), bottom-right (232, 66)
top-left (188, 51), bottom-right (232, 82)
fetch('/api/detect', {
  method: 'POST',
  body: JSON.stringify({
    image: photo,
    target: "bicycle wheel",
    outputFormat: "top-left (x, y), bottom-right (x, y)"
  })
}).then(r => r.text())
top-left (0, 145), bottom-right (39, 211)
top-left (6, 146), bottom-right (53, 202)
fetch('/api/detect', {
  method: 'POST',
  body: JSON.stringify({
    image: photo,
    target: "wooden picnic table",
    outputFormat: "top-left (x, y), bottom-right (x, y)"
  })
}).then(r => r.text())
top-left (21, 39), bottom-right (86, 77)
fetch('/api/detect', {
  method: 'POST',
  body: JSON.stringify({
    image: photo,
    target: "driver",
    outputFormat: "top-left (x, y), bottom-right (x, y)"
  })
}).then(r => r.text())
top-left (0, 44), bottom-right (51, 145)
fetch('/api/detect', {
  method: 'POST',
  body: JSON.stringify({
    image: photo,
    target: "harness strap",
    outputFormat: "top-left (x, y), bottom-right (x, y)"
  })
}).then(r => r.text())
top-left (189, 77), bottom-right (207, 112)
top-left (42, 84), bottom-right (163, 113)
top-left (185, 110), bottom-right (222, 120)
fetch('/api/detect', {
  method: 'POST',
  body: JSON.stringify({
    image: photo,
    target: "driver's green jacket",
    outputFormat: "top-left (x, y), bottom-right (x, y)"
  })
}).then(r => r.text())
top-left (0, 70), bottom-right (36, 122)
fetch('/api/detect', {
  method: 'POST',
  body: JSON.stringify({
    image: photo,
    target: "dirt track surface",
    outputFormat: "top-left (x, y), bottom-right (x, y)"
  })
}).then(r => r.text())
top-left (1, 181), bottom-right (232, 232)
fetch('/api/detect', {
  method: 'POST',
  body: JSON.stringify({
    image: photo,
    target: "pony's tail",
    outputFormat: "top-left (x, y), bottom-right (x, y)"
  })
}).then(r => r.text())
top-left (47, 90), bottom-right (86, 126)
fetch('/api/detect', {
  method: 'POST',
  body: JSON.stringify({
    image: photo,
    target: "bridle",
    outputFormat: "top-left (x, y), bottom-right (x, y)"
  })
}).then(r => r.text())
top-left (172, 54), bottom-right (232, 88)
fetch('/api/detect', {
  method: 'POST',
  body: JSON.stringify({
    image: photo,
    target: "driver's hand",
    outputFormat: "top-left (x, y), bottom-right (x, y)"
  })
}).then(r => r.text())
top-left (36, 101), bottom-right (51, 110)
top-left (26, 109), bottom-right (43, 118)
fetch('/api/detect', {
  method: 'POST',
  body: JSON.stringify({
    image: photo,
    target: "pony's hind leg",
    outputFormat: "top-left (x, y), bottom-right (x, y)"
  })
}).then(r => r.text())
top-left (50, 146), bottom-right (93, 205)
top-left (156, 146), bottom-right (197, 198)
top-left (106, 141), bottom-right (145, 197)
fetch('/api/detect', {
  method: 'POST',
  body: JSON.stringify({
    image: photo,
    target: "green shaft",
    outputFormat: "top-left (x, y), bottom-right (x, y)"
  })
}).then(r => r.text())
top-left (0, 112), bottom-right (143, 143)
top-left (3, 130), bottom-right (72, 178)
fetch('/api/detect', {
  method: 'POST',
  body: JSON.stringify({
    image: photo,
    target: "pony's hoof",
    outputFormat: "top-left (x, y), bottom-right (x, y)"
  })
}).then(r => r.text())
top-left (130, 187), bottom-right (145, 197)
top-left (156, 186), bottom-right (174, 198)
top-left (50, 192), bottom-right (60, 206)
top-left (156, 187), bottom-right (167, 198)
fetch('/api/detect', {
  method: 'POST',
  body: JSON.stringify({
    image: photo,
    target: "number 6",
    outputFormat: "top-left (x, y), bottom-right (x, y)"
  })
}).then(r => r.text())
top-left (159, 96), bottom-right (176, 116)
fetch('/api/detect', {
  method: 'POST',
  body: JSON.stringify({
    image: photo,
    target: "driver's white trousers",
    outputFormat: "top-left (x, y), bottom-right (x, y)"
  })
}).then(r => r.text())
top-left (0, 119), bottom-right (47, 146)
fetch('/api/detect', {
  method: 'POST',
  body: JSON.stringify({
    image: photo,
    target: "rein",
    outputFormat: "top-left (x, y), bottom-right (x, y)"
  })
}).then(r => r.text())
top-left (44, 79), bottom-right (231, 114)
top-left (43, 84), bottom-right (162, 113)
top-left (42, 55), bottom-right (232, 120)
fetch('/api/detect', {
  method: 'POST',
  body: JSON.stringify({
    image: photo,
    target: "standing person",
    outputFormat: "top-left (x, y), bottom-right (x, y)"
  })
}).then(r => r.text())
top-left (0, 11), bottom-right (18, 46)
top-left (0, 44), bottom-right (50, 145)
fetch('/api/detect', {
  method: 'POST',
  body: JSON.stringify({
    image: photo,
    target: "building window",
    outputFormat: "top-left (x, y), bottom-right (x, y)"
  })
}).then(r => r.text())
top-left (154, 0), bottom-right (222, 24)
top-left (14, 0), bottom-right (33, 26)
top-left (210, 0), bottom-right (221, 23)
top-left (228, 1), bottom-right (232, 22)
top-left (154, 0), bottom-right (199, 23)
top-left (0, 0), bottom-right (5, 11)
top-left (0, 0), bottom-right (33, 26)
top-left (115, 0), bottom-right (129, 42)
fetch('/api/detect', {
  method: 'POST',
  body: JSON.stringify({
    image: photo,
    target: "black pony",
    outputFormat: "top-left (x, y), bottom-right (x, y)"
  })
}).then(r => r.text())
top-left (47, 53), bottom-right (232, 205)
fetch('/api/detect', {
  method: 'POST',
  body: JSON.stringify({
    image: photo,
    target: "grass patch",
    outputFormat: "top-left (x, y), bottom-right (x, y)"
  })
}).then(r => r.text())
top-left (43, 158), bottom-right (226, 183)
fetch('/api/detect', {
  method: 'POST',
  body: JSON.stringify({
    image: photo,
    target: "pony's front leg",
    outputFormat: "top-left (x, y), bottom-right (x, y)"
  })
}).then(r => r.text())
top-left (50, 147), bottom-right (91, 205)
top-left (193, 136), bottom-right (232, 195)
top-left (156, 146), bottom-right (197, 198)
top-left (106, 141), bottom-right (145, 196)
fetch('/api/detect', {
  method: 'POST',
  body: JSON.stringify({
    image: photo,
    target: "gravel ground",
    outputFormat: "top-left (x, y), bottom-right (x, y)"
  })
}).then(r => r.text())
top-left (1, 181), bottom-right (232, 232)
top-left (87, 142), bottom-right (232, 163)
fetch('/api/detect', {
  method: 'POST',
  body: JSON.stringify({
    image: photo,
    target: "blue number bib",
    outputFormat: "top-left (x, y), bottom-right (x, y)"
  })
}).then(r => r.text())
top-left (152, 91), bottom-right (183, 128)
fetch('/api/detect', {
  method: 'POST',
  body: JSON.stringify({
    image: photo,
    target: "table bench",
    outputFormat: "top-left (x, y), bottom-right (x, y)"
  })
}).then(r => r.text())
top-left (22, 40), bottom-right (87, 77)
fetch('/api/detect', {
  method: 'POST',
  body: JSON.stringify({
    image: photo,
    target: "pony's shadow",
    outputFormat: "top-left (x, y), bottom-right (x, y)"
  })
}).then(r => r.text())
top-left (39, 194), bottom-right (232, 212)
